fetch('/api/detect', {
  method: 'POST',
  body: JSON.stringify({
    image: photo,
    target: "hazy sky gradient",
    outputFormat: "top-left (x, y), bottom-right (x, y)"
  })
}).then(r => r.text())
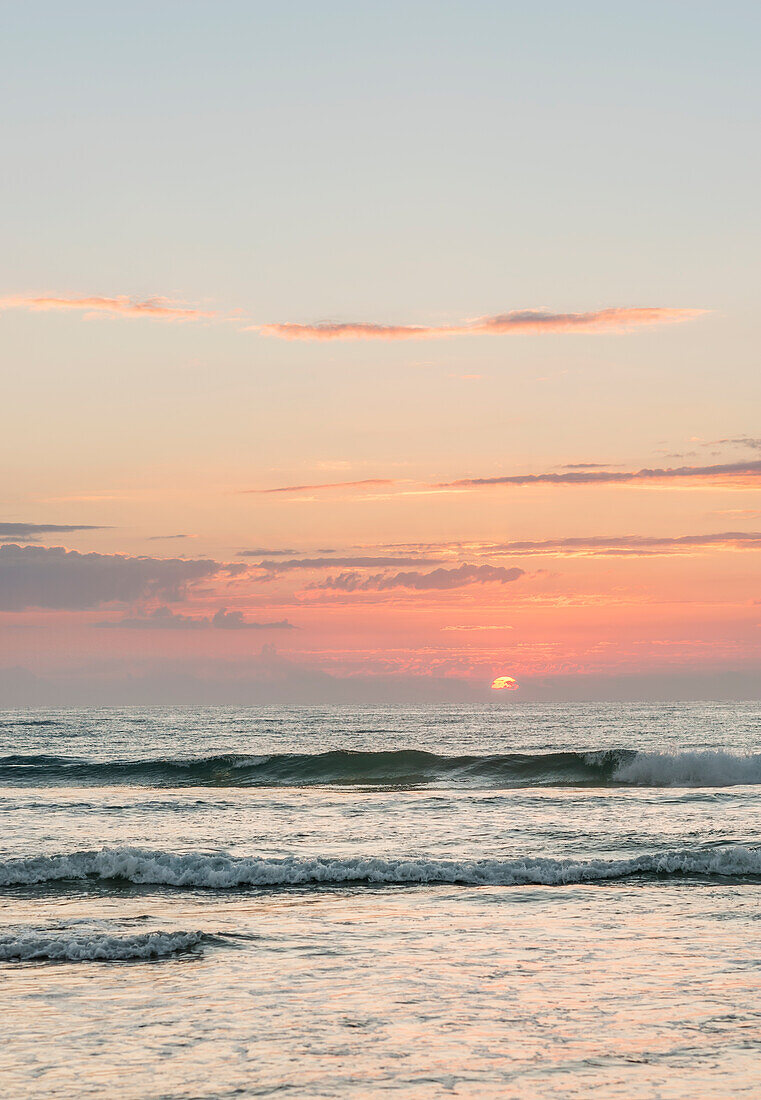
top-left (2, 2), bottom-right (760, 701)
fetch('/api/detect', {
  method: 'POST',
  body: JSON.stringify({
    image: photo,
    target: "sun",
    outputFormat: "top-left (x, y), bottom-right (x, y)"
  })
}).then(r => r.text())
top-left (491, 675), bottom-right (519, 691)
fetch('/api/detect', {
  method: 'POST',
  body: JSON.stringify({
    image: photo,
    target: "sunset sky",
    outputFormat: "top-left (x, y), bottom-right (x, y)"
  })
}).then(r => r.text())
top-left (2, 1), bottom-right (760, 702)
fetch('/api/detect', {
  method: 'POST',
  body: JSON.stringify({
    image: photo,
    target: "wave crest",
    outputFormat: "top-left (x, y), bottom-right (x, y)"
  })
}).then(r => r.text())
top-left (0, 748), bottom-right (628, 788)
top-left (0, 929), bottom-right (205, 961)
top-left (1, 845), bottom-right (760, 890)
top-left (612, 750), bottom-right (761, 787)
top-left (2, 748), bottom-right (760, 789)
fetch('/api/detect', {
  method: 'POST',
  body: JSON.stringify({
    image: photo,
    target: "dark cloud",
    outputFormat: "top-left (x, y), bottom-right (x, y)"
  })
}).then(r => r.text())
top-left (237, 548), bottom-right (301, 557)
top-left (484, 532), bottom-right (761, 558)
top-left (0, 545), bottom-right (233, 610)
top-left (244, 555), bottom-right (446, 570)
top-left (0, 523), bottom-right (108, 544)
top-left (238, 548), bottom-right (337, 556)
top-left (0, 662), bottom-right (481, 706)
top-left (211, 608), bottom-right (294, 630)
top-left (314, 563), bottom-right (525, 592)
top-left (715, 437), bottom-right (761, 451)
top-left (444, 460), bottom-right (761, 490)
top-left (95, 606), bottom-right (295, 630)
top-left (1, 662), bottom-right (759, 706)
top-left (146, 534), bottom-right (192, 541)
top-left (560, 463), bottom-right (620, 470)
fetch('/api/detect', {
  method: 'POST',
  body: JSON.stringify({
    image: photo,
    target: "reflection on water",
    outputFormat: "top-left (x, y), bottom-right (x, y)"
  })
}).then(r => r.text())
top-left (0, 703), bottom-right (760, 1097)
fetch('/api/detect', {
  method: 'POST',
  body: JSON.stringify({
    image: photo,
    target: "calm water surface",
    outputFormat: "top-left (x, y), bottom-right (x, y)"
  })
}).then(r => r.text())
top-left (1, 703), bottom-right (760, 1098)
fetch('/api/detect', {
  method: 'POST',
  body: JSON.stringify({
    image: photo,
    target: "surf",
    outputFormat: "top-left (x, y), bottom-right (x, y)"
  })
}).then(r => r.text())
top-left (0, 928), bottom-right (208, 961)
top-left (2, 844), bottom-right (761, 891)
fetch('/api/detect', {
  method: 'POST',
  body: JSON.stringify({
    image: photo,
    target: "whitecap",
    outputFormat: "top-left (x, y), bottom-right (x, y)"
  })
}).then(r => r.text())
top-left (1, 844), bottom-right (760, 890)
top-left (0, 929), bottom-right (205, 962)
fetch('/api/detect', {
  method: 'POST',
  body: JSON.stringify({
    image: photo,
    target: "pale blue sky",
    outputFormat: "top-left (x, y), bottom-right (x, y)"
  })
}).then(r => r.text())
top-left (2, 0), bottom-right (759, 317)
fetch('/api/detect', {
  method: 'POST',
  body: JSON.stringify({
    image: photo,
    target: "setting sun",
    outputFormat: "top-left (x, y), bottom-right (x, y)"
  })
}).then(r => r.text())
top-left (491, 676), bottom-right (519, 691)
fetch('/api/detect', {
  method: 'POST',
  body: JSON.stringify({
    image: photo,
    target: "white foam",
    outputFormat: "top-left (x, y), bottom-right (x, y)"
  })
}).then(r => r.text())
top-left (0, 929), bottom-right (204, 961)
top-left (1, 845), bottom-right (760, 889)
top-left (614, 750), bottom-right (761, 787)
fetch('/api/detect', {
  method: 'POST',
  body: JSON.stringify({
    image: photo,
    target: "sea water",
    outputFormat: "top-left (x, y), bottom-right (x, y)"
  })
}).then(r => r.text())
top-left (1, 702), bottom-right (760, 1097)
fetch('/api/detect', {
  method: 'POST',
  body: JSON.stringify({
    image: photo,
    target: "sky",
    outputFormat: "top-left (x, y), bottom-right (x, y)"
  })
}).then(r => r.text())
top-left (1, 1), bottom-right (760, 703)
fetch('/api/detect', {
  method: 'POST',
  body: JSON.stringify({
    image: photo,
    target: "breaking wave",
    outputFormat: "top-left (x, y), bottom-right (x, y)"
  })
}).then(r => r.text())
top-left (2, 748), bottom-right (761, 788)
top-left (0, 929), bottom-right (206, 961)
top-left (612, 750), bottom-right (761, 787)
top-left (1, 845), bottom-right (761, 891)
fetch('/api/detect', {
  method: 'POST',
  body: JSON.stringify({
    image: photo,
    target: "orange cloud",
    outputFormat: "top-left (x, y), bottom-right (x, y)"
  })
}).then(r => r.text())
top-left (256, 307), bottom-right (704, 341)
top-left (0, 295), bottom-right (214, 321)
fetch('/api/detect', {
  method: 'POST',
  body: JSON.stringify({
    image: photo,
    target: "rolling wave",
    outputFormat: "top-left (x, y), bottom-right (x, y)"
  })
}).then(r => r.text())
top-left (0, 929), bottom-right (206, 961)
top-left (1, 748), bottom-right (761, 788)
top-left (1, 844), bottom-right (760, 890)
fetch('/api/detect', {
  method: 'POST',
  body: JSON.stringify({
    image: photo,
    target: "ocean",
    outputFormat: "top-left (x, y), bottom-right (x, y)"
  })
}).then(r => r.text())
top-left (1, 702), bottom-right (761, 1098)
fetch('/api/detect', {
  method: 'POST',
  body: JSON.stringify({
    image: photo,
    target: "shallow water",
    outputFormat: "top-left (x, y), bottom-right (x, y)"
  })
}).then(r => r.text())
top-left (1, 703), bottom-right (760, 1097)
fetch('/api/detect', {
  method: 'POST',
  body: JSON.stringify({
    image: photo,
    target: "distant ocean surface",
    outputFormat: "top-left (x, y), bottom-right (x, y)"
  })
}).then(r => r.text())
top-left (2, 702), bottom-right (761, 1098)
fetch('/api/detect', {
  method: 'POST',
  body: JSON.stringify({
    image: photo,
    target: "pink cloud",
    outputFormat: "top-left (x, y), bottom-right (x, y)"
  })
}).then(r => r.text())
top-left (444, 460), bottom-right (761, 490)
top-left (245, 460), bottom-right (761, 504)
top-left (483, 532), bottom-right (761, 557)
top-left (0, 295), bottom-right (214, 321)
top-left (256, 307), bottom-right (704, 341)
top-left (245, 478), bottom-right (396, 495)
